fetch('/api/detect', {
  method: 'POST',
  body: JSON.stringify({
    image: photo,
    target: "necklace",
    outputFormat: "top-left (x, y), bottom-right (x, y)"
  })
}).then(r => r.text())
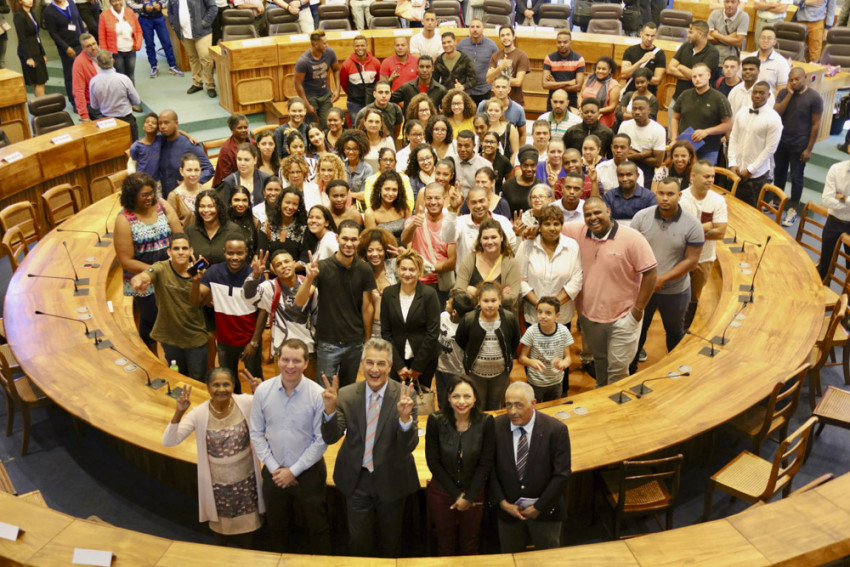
top-left (209, 398), bottom-right (233, 416)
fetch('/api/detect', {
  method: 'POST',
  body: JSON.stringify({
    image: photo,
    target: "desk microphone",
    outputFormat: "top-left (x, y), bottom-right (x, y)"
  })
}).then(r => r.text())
top-left (730, 239), bottom-right (762, 254)
top-left (166, 380), bottom-right (185, 399)
top-left (27, 274), bottom-right (88, 296)
top-left (62, 241), bottom-right (90, 286)
top-left (715, 303), bottom-right (749, 346)
top-left (56, 228), bottom-right (110, 247)
top-left (722, 226), bottom-right (737, 245)
top-left (33, 310), bottom-right (110, 349)
top-left (609, 390), bottom-right (633, 404)
top-left (739, 236), bottom-right (772, 304)
top-left (103, 195), bottom-right (120, 238)
top-left (687, 329), bottom-right (720, 357)
top-left (631, 366), bottom-right (692, 398)
top-left (107, 345), bottom-right (166, 390)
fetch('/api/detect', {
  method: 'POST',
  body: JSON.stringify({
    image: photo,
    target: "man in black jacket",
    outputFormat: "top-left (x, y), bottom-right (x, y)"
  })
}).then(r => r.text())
top-left (434, 31), bottom-right (477, 92)
top-left (490, 381), bottom-right (571, 553)
top-left (391, 54), bottom-right (447, 110)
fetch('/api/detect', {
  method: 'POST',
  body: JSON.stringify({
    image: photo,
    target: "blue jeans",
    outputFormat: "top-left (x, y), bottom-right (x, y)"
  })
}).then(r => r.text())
top-left (316, 341), bottom-right (363, 388)
top-left (139, 15), bottom-right (177, 69)
top-left (162, 342), bottom-right (208, 382)
top-left (114, 51), bottom-right (137, 84)
top-left (773, 142), bottom-right (806, 206)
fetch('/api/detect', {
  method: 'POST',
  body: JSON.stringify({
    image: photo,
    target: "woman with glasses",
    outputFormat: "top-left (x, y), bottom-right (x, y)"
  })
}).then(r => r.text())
top-left (396, 119), bottom-right (426, 172)
top-left (426, 115), bottom-right (457, 161)
top-left (406, 143), bottom-right (439, 203)
top-left (442, 89), bottom-right (476, 140)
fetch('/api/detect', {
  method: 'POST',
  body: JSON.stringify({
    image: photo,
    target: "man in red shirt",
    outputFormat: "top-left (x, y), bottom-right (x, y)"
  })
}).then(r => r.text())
top-left (379, 36), bottom-right (418, 92)
top-left (72, 33), bottom-right (102, 121)
top-left (340, 35), bottom-right (382, 127)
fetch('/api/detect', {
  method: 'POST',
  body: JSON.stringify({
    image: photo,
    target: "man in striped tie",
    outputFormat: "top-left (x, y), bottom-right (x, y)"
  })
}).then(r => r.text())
top-left (321, 338), bottom-right (420, 557)
top-left (490, 382), bottom-right (572, 553)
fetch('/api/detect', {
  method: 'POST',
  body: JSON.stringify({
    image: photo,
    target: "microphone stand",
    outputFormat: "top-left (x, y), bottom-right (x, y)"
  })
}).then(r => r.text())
top-left (57, 228), bottom-right (110, 247)
top-left (108, 345), bottom-right (166, 390)
top-left (631, 365), bottom-right (692, 398)
top-left (27, 273), bottom-right (88, 296)
top-left (687, 329), bottom-right (720, 357)
top-left (739, 236), bottom-right (772, 304)
top-left (166, 380), bottom-right (185, 399)
top-left (33, 310), bottom-right (111, 349)
top-left (103, 195), bottom-right (119, 239)
top-left (722, 225), bottom-right (737, 245)
top-left (730, 239), bottom-right (762, 254)
top-left (609, 389), bottom-right (633, 405)
top-left (713, 302), bottom-right (749, 346)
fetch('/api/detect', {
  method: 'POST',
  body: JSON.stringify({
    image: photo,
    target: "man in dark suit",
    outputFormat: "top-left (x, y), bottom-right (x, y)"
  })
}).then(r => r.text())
top-left (321, 338), bottom-right (419, 557)
top-left (490, 381), bottom-right (571, 553)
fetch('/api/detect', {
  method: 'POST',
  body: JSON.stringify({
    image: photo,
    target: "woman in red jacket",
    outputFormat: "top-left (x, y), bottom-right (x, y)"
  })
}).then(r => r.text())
top-left (99, 0), bottom-right (142, 84)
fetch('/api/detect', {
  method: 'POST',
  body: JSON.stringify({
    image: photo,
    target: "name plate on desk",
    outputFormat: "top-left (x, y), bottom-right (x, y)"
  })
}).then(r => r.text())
top-left (0, 522), bottom-right (22, 541)
top-left (72, 548), bottom-right (114, 566)
top-left (2, 151), bottom-right (23, 164)
top-left (241, 38), bottom-right (263, 46)
top-left (51, 133), bottom-right (72, 145)
top-left (393, 29), bottom-right (413, 36)
top-left (535, 25), bottom-right (555, 32)
top-left (290, 33), bottom-right (309, 42)
top-left (96, 118), bottom-right (117, 129)
top-left (340, 30), bottom-right (359, 39)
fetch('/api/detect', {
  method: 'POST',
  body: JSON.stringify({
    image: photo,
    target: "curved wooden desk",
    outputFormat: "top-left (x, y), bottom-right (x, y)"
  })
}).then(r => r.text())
top-left (2, 472), bottom-right (850, 565)
top-left (4, 186), bottom-right (823, 481)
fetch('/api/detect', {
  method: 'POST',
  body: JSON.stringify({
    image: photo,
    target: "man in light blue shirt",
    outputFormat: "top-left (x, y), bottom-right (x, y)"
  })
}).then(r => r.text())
top-left (249, 338), bottom-right (330, 554)
top-left (89, 50), bottom-right (141, 141)
top-left (457, 18), bottom-right (499, 106)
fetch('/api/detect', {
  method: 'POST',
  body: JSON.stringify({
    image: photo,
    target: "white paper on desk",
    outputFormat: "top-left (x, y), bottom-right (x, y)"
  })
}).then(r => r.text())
top-left (96, 118), bottom-right (117, 129)
top-left (290, 33), bottom-right (309, 42)
top-left (72, 548), bottom-right (113, 566)
top-left (393, 29), bottom-right (412, 36)
top-left (515, 497), bottom-right (538, 508)
top-left (2, 151), bottom-right (23, 163)
top-left (0, 522), bottom-right (21, 541)
top-left (51, 133), bottom-right (72, 145)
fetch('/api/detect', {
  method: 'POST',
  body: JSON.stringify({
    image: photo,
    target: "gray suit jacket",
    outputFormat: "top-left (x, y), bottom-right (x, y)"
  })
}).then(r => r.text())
top-left (321, 380), bottom-right (420, 500)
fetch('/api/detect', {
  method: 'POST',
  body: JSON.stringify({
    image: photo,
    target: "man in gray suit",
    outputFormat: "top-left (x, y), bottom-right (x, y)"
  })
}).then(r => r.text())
top-left (321, 338), bottom-right (419, 557)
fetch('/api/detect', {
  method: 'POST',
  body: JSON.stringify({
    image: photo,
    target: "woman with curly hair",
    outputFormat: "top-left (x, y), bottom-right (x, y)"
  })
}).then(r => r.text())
top-left (335, 128), bottom-right (373, 199)
top-left (406, 92), bottom-right (437, 125)
top-left (255, 130), bottom-right (280, 177)
top-left (281, 153), bottom-right (322, 211)
top-left (185, 189), bottom-right (243, 266)
top-left (283, 129), bottom-right (316, 182)
top-left (363, 147), bottom-right (414, 211)
top-left (258, 187), bottom-right (315, 264)
top-left (406, 143), bottom-right (439, 202)
top-left (442, 89), bottom-right (476, 139)
top-left (358, 107), bottom-right (396, 173)
top-left (364, 170), bottom-right (411, 245)
top-left (315, 152), bottom-right (347, 198)
top-left (357, 227), bottom-right (399, 338)
top-left (426, 115), bottom-right (456, 161)
top-left (115, 172), bottom-right (183, 351)
top-left (652, 140), bottom-right (695, 192)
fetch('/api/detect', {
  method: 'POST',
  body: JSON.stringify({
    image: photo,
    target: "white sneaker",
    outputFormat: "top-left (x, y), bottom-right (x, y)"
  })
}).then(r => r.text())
top-left (782, 208), bottom-right (797, 227)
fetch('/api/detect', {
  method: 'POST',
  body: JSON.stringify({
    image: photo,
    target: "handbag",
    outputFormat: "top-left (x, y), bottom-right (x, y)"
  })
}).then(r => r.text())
top-left (414, 379), bottom-right (436, 416)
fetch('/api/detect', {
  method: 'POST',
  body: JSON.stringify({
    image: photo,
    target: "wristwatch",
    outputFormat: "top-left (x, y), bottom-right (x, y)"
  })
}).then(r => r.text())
top-left (250, 340), bottom-right (259, 348)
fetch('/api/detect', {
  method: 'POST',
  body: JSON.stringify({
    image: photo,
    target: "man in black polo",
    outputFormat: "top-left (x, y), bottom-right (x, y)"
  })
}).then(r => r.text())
top-left (354, 79), bottom-right (404, 140)
top-left (666, 20), bottom-right (720, 113)
top-left (669, 62), bottom-right (732, 165)
top-left (390, 55), bottom-right (447, 110)
top-left (620, 22), bottom-right (666, 96)
top-left (563, 98), bottom-right (614, 157)
top-left (298, 219), bottom-right (377, 388)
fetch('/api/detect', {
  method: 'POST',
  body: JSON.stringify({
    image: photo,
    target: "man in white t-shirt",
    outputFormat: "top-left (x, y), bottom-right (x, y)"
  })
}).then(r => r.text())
top-left (618, 95), bottom-right (666, 185)
top-left (409, 11), bottom-right (443, 60)
top-left (679, 159), bottom-right (728, 328)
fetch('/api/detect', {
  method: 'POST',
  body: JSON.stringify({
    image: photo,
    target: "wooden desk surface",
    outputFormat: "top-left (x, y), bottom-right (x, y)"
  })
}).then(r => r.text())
top-left (2, 474), bottom-right (850, 565)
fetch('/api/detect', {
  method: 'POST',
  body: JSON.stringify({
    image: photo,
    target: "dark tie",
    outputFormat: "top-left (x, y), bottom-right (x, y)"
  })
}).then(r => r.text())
top-left (749, 109), bottom-right (759, 115)
top-left (516, 428), bottom-right (528, 480)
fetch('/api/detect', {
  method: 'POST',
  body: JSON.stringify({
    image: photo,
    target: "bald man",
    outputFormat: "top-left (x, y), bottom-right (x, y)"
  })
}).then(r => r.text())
top-left (158, 109), bottom-right (213, 197)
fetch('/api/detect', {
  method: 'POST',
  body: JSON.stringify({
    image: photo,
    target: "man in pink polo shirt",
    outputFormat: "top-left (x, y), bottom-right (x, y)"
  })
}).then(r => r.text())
top-left (563, 197), bottom-right (657, 387)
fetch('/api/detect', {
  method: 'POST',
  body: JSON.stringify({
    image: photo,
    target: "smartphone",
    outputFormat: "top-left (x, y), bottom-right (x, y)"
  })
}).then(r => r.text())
top-left (187, 258), bottom-right (209, 277)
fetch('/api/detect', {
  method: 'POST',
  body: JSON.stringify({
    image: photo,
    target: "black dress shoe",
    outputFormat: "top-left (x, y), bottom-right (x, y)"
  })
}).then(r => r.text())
top-left (581, 361), bottom-right (596, 379)
top-left (207, 88), bottom-right (217, 98)
top-left (186, 84), bottom-right (203, 94)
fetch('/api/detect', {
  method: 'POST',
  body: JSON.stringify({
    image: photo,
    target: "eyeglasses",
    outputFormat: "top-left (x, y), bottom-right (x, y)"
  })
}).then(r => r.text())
top-left (418, 155), bottom-right (433, 163)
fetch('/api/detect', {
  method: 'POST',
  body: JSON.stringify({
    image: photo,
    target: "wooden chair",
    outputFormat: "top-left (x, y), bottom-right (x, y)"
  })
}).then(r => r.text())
top-left (0, 461), bottom-right (16, 495)
top-left (521, 70), bottom-right (549, 116)
top-left (597, 454), bottom-right (683, 539)
top-left (723, 362), bottom-right (807, 456)
top-left (0, 349), bottom-right (51, 456)
top-left (108, 170), bottom-right (128, 195)
top-left (794, 202), bottom-right (838, 310)
top-left (203, 137), bottom-right (229, 160)
top-left (809, 294), bottom-right (850, 410)
top-left (757, 183), bottom-right (789, 225)
top-left (0, 202), bottom-right (41, 245)
top-left (41, 183), bottom-right (82, 229)
top-left (703, 416), bottom-right (819, 521)
top-left (822, 232), bottom-right (850, 312)
top-left (712, 167), bottom-right (740, 196)
top-left (813, 386), bottom-right (850, 439)
top-left (1, 226), bottom-right (30, 273)
top-left (251, 124), bottom-right (276, 138)
top-left (0, 319), bottom-right (21, 374)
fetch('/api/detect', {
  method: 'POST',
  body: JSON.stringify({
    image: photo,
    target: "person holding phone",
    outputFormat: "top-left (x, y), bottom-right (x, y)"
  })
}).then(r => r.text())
top-left (129, 233), bottom-right (210, 380)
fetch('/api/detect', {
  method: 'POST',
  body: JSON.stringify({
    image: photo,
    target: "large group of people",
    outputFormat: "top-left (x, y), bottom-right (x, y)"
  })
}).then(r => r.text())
top-left (10, 2), bottom-right (840, 558)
